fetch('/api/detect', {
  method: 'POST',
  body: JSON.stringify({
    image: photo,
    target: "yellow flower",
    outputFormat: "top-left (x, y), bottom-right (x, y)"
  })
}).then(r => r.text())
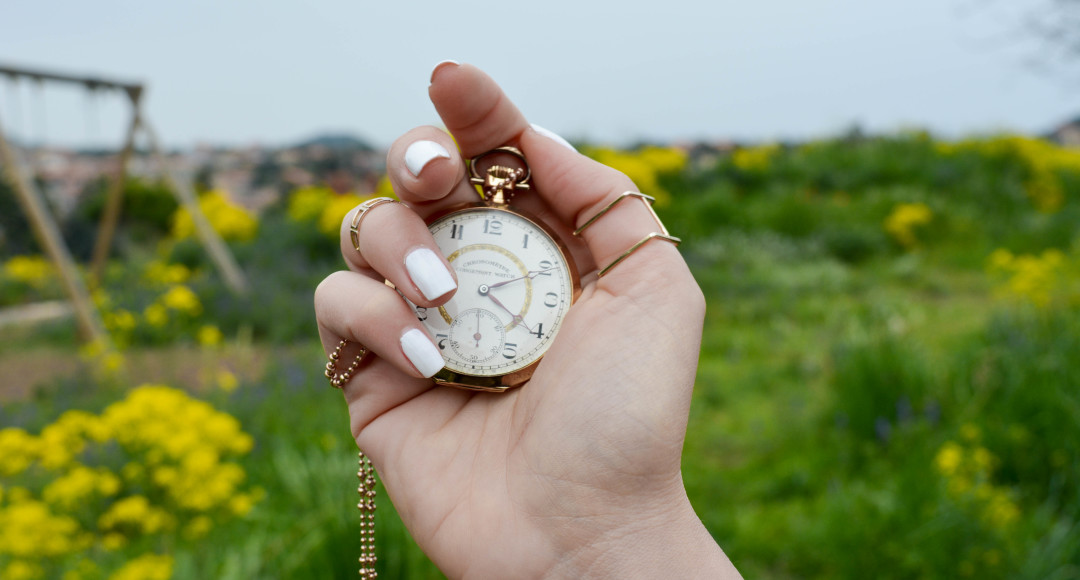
top-left (971, 447), bottom-right (994, 471)
top-left (286, 185), bottom-right (334, 223)
top-left (159, 285), bottom-right (202, 315)
top-left (988, 248), bottom-right (1069, 308)
top-left (172, 190), bottom-right (258, 242)
top-left (934, 441), bottom-right (963, 476)
top-left (104, 309), bottom-right (138, 334)
top-left (143, 261), bottom-right (191, 286)
top-left (938, 135), bottom-right (1080, 213)
top-left (229, 492), bottom-right (256, 516)
top-left (197, 325), bottom-right (224, 347)
top-left (98, 495), bottom-right (174, 535)
top-left (585, 146), bottom-right (688, 207)
top-left (984, 490), bottom-right (1020, 529)
top-left (102, 533), bottom-right (126, 551)
top-left (182, 515), bottom-right (213, 540)
top-left (2, 560), bottom-right (44, 580)
top-left (0, 428), bottom-right (39, 477)
top-left (883, 202), bottom-right (933, 249)
top-left (42, 465), bottom-right (120, 510)
top-left (732, 143), bottom-right (780, 172)
top-left (215, 369), bottom-right (239, 392)
top-left (143, 304), bottom-right (168, 328)
top-left (318, 193), bottom-right (369, 237)
top-left (0, 500), bottom-right (84, 558)
top-left (107, 553), bottom-right (173, 580)
top-left (3, 255), bottom-right (53, 288)
top-left (986, 248), bottom-right (1014, 273)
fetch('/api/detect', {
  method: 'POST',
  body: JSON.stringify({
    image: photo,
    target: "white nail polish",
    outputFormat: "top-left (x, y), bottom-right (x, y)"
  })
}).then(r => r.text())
top-left (404, 140), bottom-right (451, 177)
top-left (405, 247), bottom-right (457, 300)
top-left (429, 60), bottom-right (460, 83)
top-left (530, 123), bottom-right (577, 153)
top-left (401, 328), bottom-right (445, 378)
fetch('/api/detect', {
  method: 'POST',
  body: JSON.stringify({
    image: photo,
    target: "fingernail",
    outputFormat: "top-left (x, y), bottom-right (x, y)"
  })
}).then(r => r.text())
top-left (404, 140), bottom-right (451, 177)
top-left (405, 247), bottom-right (457, 300)
top-left (401, 328), bottom-right (444, 378)
top-left (530, 123), bottom-right (577, 153)
top-left (429, 60), bottom-right (460, 84)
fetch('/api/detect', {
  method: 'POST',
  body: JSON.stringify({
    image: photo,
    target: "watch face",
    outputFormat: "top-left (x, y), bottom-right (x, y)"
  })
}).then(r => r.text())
top-left (412, 207), bottom-right (574, 378)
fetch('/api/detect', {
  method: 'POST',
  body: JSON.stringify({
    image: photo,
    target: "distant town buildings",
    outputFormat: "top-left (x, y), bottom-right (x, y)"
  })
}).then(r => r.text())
top-left (1049, 117), bottom-right (1080, 148)
top-left (13, 133), bottom-right (387, 218)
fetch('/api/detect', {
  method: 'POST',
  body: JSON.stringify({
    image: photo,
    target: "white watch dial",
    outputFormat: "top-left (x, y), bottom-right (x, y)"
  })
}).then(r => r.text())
top-left (413, 207), bottom-right (573, 377)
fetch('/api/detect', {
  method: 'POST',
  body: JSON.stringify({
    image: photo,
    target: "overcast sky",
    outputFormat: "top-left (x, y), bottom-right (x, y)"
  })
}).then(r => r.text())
top-left (0, 0), bottom-right (1075, 149)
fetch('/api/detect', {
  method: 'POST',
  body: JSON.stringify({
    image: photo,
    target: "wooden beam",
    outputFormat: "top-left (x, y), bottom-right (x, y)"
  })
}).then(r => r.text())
top-left (141, 120), bottom-right (250, 295)
top-left (90, 93), bottom-right (141, 285)
top-left (0, 63), bottom-right (143, 97)
top-left (0, 115), bottom-right (110, 343)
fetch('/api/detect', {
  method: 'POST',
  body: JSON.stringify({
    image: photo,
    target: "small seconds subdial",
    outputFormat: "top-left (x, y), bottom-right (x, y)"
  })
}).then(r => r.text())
top-left (448, 308), bottom-right (506, 364)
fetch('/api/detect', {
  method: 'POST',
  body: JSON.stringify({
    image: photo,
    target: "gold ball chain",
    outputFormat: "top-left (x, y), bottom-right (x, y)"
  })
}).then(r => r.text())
top-left (357, 450), bottom-right (378, 578)
top-left (325, 340), bottom-right (365, 389)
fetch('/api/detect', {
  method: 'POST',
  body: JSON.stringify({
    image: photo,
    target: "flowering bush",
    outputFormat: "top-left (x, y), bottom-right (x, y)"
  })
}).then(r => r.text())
top-left (937, 135), bottom-right (1080, 213)
top-left (285, 183), bottom-right (392, 238)
top-left (2, 256), bottom-right (54, 289)
top-left (584, 146), bottom-right (687, 206)
top-left (171, 190), bottom-right (258, 243)
top-left (0, 385), bottom-right (261, 579)
top-left (934, 427), bottom-right (1020, 530)
top-left (731, 143), bottom-right (781, 173)
top-left (986, 248), bottom-right (1073, 308)
top-left (883, 202), bottom-right (933, 249)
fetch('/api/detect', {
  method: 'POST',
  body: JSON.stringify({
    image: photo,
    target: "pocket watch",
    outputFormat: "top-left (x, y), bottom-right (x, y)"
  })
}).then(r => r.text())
top-left (408, 147), bottom-right (581, 392)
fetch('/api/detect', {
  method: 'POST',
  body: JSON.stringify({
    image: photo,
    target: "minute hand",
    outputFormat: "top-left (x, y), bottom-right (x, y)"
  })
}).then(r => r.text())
top-left (487, 266), bottom-right (558, 289)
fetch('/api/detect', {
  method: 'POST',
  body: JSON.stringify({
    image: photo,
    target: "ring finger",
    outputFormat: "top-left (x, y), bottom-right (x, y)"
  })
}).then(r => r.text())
top-left (339, 199), bottom-right (458, 308)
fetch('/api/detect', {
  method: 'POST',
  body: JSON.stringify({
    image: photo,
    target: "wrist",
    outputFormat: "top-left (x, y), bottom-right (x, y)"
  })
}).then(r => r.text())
top-left (544, 489), bottom-right (741, 580)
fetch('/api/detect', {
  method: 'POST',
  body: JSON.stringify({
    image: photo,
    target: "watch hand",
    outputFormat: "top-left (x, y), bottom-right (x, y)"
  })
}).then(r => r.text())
top-left (487, 266), bottom-right (558, 289)
top-left (485, 292), bottom-right (534, 333)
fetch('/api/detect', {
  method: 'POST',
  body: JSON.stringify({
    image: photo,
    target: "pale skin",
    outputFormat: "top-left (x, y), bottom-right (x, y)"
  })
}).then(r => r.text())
top-left (314, 62), bottom-right (742, 579)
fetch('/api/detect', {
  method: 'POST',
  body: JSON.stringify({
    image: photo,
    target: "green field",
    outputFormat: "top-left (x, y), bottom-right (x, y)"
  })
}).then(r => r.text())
top-left (2, 133), bottom-right (1079, 579)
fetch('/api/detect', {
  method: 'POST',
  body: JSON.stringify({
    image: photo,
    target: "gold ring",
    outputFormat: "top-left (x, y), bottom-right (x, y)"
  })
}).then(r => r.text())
top-left (574, 191), bottom-right (681, 278)
top-left (349, 197), bottom-right (399, 255)
top-left (325, 339), bottom-right (368, 389)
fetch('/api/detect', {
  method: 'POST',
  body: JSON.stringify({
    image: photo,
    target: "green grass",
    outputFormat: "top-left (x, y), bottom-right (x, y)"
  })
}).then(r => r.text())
top-left (3, 132), bottom-right (1080, 578)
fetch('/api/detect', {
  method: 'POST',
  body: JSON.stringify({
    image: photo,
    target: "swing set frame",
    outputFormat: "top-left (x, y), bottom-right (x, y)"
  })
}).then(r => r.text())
top-left (0, 63), bottom-right (249, 345)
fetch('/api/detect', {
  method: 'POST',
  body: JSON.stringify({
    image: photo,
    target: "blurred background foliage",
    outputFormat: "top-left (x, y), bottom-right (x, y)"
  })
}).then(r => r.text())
top-left (1, 132), bottom-right (1079, 578)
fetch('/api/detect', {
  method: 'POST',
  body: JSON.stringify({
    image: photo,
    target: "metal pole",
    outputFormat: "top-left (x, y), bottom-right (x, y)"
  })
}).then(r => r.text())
top-left (0, 114), bottom-right (110, 343)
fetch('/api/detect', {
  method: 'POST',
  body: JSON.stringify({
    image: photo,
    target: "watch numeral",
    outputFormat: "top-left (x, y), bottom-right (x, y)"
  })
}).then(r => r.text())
top-left (502, 342), bottom-right (518, 359)
top-left (484, 220), bottom-right (503, 235)
top-left (436, 333), bottom-right (448, 350)
top-left (416, 307), bottom-right (428, 321)
top-left (450, 224), bottom-right (464, 240)
top-left (537, 260), bottom-right (553, 275)
top-left (522, 234), bottom-right (529, 249)
top-left (530, 323), bottom-right (544, 339)
top-left (543, 292), bottom-right (558, 308)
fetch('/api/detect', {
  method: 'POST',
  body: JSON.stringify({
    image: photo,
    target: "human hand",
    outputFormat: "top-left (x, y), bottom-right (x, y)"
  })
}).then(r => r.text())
top-left (315, 62), bottom-right (740, 579)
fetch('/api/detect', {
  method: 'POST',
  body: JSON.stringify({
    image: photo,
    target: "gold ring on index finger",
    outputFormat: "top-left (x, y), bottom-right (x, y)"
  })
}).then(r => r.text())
top-left (349, 197), bottom-right (399, 255)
